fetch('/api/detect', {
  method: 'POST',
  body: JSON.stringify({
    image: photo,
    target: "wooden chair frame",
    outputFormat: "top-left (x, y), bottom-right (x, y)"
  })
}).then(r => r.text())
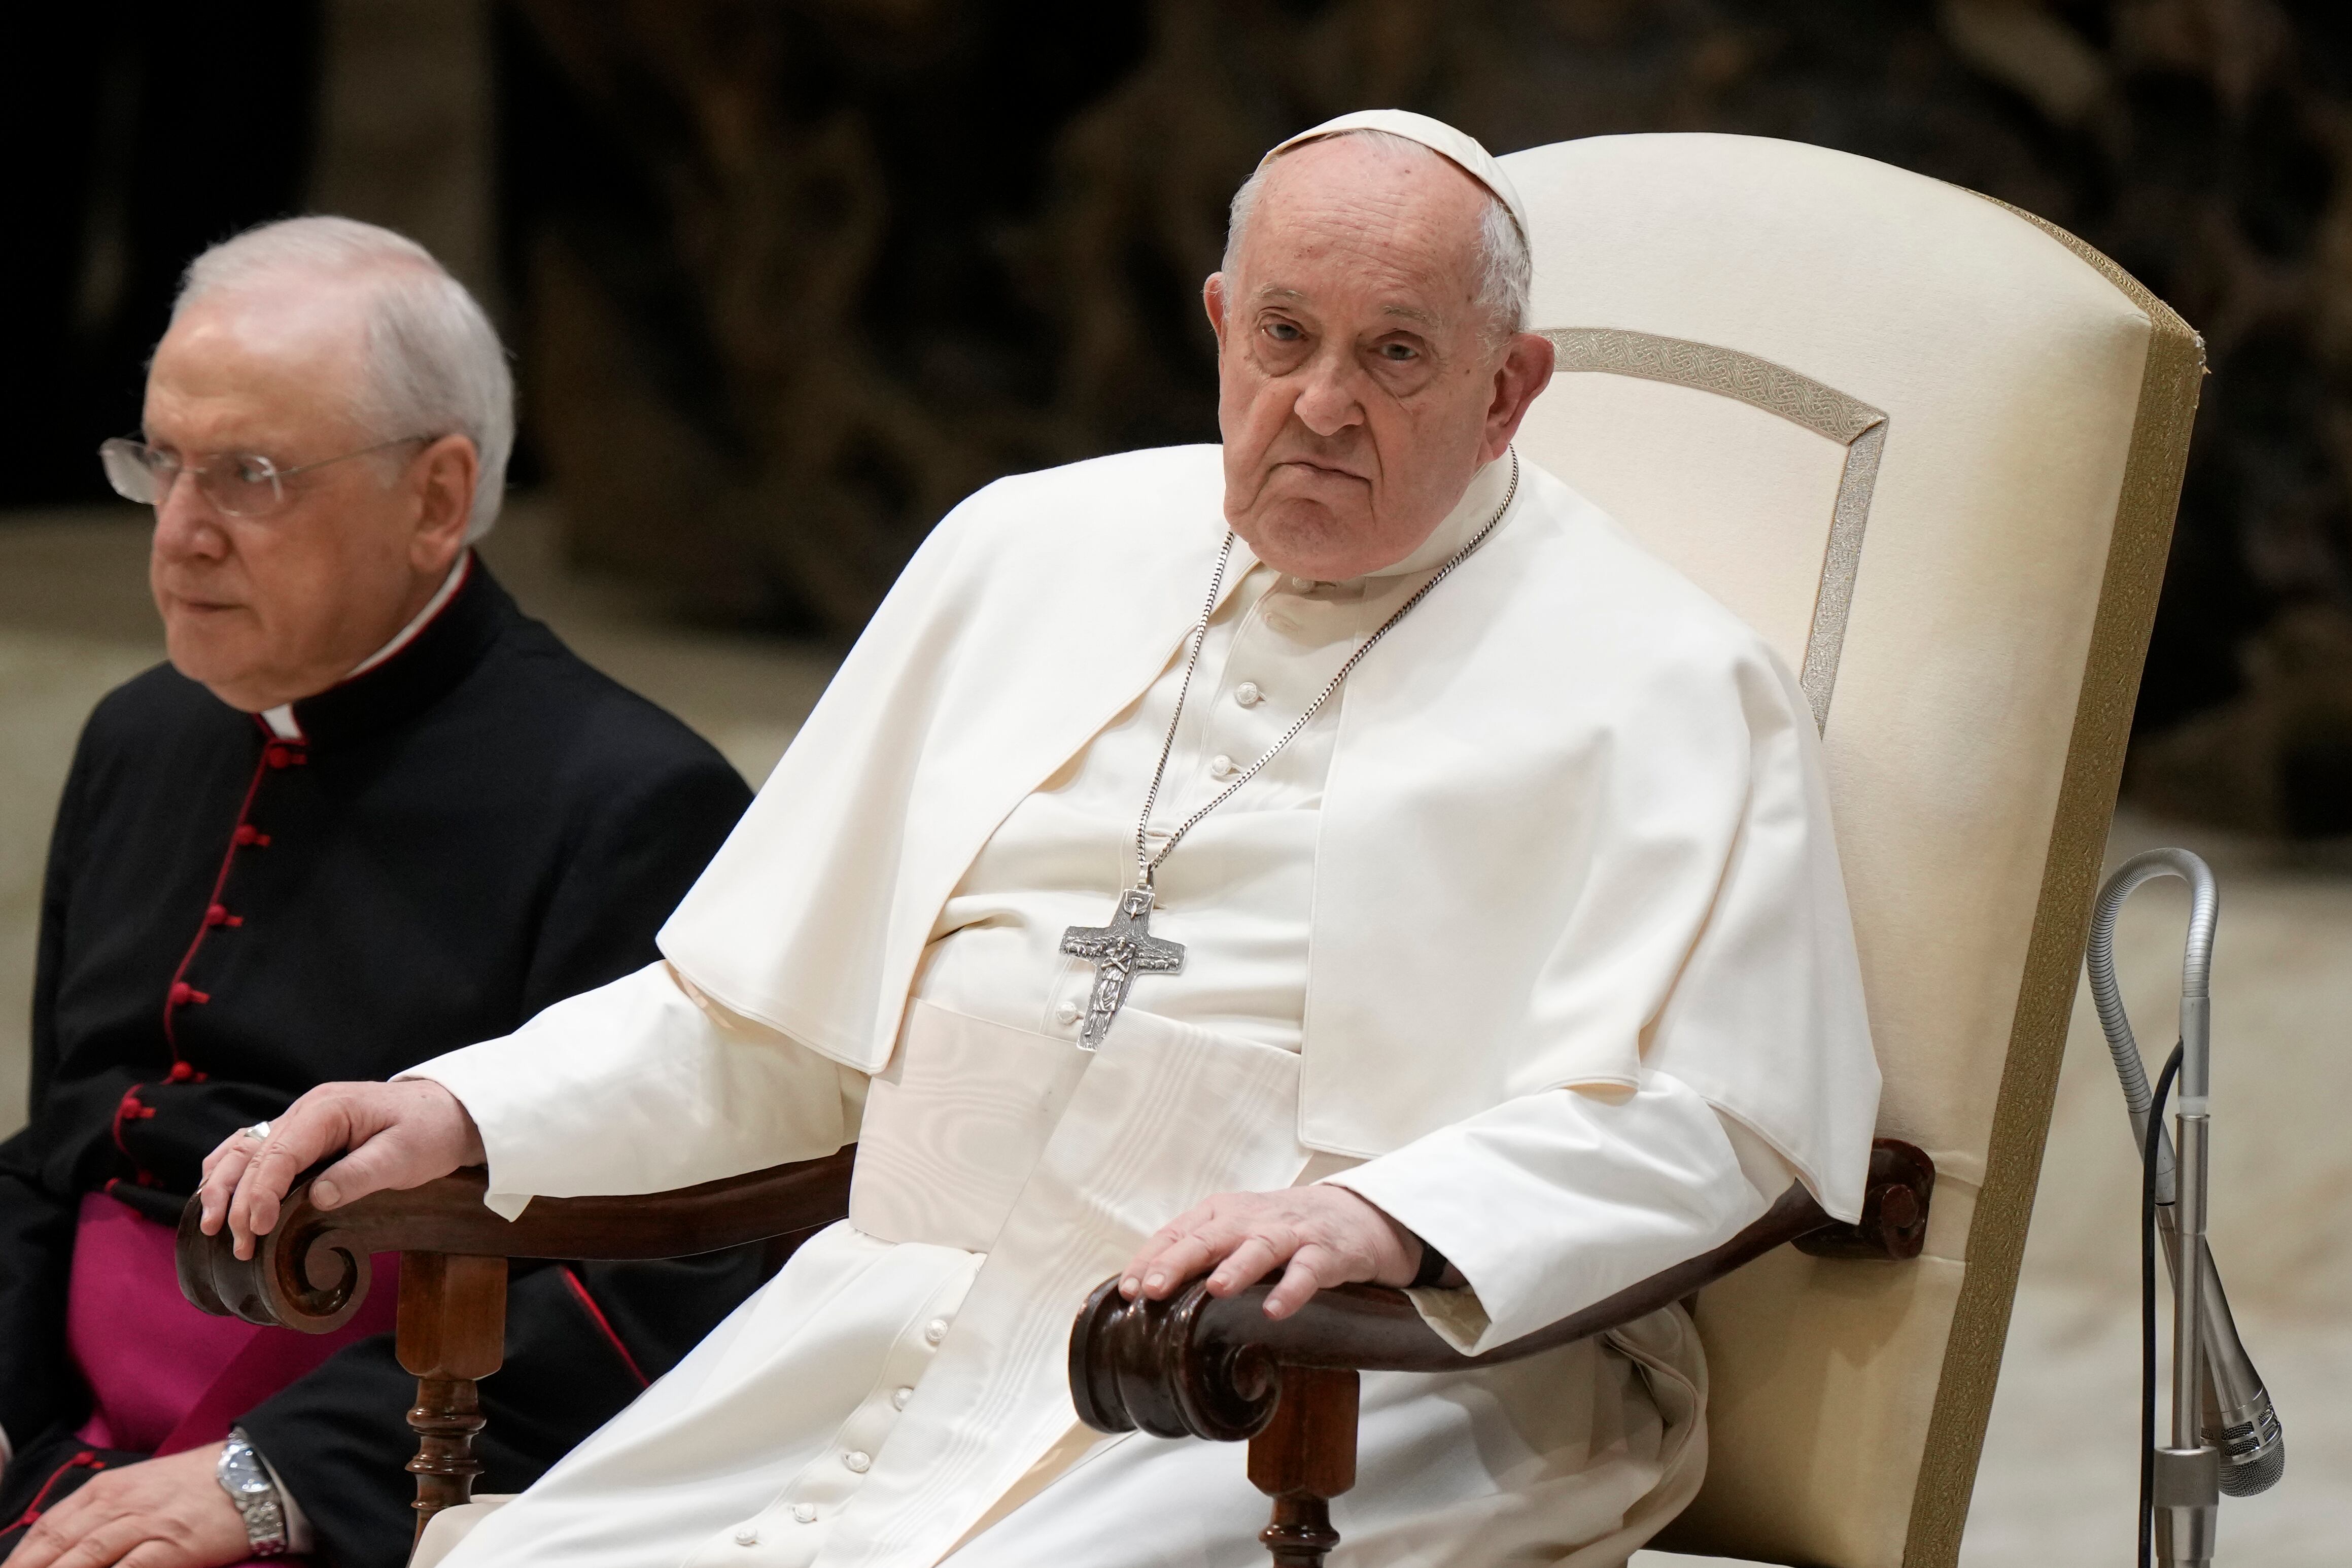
top-left (175, 1139), bottom-right (1929, 1556)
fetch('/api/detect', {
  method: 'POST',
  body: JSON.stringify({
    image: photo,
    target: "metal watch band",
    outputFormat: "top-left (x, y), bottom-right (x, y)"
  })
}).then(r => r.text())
top-left (216, 1429), bottom-right (290, 1557)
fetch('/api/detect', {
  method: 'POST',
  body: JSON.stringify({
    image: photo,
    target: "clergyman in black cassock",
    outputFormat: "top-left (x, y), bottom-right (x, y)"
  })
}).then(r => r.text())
top-left (0, 555), bottom-right (762, 1567)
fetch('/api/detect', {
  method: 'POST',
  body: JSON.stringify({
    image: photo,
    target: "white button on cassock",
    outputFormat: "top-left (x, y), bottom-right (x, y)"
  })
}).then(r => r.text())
top-left (1210, 754), bottom-right (1238, 778)
top-left (793, 1504), bottom-right (817, 1524)
top-left (924, 1318), bottom-right (949, 1344)
top-left (892, 1386), bottom-right (914, 1410)
top-left (1234, 681), bottom-right (1263, 707)
top-left (1053, 1000), bottom-right (1081, 1026)
top-left (735, 1528), bottom-right (758, 1546)
top-left (844, 1450), bottom-right (871, 1473)
top-left (1288, 575), bottom-right (1313, 592)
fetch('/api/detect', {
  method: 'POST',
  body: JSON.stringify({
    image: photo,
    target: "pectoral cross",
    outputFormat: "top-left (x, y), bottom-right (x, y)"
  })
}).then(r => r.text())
top-left (1060, 885), bottom-right (1186, 1049)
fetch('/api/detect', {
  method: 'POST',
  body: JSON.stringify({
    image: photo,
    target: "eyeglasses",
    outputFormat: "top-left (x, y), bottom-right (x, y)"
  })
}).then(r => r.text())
top-left (98, 435), bottom-right (431, 519)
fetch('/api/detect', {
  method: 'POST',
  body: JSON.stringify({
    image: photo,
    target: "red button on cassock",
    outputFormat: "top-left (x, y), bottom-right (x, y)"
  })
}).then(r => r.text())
top-left (166, 1061), bottom-right (194, 1083)
top-left (167, 982), bottom-right (209, 1007)
top-left (205, 904), bottom-right (229, 926)
top-left (265, 746), bottom-right (291, 769)
top-left (233, 824), bottom-right (258, 845)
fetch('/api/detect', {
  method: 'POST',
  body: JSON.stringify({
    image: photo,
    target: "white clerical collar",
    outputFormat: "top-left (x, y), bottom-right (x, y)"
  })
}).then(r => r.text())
top-left (348, 551), bottom-right (473, 678)
top-left (259, 551), bottom-right (473, 740)
top-left (1363, 451), bottom-right (1514, 580)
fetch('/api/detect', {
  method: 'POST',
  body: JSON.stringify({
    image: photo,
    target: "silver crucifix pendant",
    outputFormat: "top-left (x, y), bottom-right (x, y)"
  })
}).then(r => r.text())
top-left (1059, 885), bottom-right (1186, 1049)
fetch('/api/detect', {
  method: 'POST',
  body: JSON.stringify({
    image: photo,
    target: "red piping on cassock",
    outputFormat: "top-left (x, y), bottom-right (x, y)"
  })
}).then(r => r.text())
top-left (561, 1268), bottom-right (651, 1388)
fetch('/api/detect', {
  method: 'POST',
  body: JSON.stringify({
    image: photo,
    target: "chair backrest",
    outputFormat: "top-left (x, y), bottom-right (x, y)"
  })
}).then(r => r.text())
top-left (1497, 133), bottom-right (2200, 1567)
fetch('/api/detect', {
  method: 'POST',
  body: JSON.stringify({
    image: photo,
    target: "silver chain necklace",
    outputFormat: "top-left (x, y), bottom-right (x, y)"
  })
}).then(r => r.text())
top-left (1057, 447), bottom-right (1520, 1047)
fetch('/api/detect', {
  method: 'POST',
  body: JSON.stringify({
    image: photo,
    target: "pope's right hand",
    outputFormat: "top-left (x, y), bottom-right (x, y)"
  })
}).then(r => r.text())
top-left (197, 1079), bottom-right (487, 1260)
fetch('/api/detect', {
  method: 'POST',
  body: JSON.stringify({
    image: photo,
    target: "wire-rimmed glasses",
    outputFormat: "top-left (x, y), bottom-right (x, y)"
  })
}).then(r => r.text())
top-left (98, 435), bottom-right (431, 519)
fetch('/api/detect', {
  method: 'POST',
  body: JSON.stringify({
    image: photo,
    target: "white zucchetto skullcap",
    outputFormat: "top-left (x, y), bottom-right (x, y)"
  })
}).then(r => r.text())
top-left (1261, 109), bottom-right (1529, 242)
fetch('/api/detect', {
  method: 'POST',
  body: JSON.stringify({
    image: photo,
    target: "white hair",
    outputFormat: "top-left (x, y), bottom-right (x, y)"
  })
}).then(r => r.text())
top-left (1221, 127), bottom-right (1531, 346)
top-left (173, 217), bottom-right (515, 541)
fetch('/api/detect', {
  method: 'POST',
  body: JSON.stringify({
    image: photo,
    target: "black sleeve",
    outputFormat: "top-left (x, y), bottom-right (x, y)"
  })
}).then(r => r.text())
top-left (0, 1154), bottom-right (84, 1469)
top-left (518, 746), bottom-right (751, 1017)
top-left (0, 733), bottom-right (96, 1453)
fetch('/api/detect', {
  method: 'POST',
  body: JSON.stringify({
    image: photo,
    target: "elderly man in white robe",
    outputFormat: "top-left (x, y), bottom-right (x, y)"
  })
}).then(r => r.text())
top-left (199, 111), bottom-right (1879, 1567)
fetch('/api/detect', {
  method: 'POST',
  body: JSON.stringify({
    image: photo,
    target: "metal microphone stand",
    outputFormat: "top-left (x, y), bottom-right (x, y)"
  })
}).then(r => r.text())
top-left (2086, 849), bottom-right (2285, 1567)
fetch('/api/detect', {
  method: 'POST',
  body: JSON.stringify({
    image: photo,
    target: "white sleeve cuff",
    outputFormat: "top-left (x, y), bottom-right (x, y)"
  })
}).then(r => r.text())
top-left (1322, 1072), bottom-right (1777, 1354)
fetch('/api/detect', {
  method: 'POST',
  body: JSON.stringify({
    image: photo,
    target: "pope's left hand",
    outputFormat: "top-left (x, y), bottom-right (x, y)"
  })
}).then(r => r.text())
top-left (1, 1446), bottom-right (250, 1568)
top-left (1120, 1186), bottom-right (1422, 1320)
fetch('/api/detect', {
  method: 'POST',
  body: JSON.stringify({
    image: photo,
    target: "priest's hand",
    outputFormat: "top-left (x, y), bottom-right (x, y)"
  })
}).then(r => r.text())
top-left (0, 1447), bottom-right (247, 1568)
top-left (197, 1078), bottom-right (486, 1260)
top-left (1120, 1186), bottom-right (1425, 1320)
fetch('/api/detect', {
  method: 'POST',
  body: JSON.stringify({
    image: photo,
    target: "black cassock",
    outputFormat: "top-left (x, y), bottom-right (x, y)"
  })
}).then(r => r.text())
top-left (0, 561), bottom-right (764, 1566)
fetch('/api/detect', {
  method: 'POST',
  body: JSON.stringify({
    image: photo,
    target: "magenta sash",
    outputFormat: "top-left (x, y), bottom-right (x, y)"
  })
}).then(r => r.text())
top-left (68, 1192), bottom-right (400, 1455)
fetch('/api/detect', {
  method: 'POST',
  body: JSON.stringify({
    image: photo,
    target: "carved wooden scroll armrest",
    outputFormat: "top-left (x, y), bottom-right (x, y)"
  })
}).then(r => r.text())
top-left (173, 1149), bottom-right (855, 1540)
top-left (175, 1151), bottom-right (858, 1331)
top-left (1067, 1138), bottom-right (1932, 1567)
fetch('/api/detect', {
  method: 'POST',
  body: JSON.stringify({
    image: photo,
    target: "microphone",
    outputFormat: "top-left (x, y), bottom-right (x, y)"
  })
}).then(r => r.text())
top-left (2155, 1186), bottom-right (2284, 1494)
top-left (2087, 850), bottom-right (2284, 1500)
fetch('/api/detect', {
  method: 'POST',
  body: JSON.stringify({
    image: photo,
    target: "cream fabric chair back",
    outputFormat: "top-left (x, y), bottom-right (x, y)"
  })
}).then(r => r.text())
top-left (1496, 133), bottom-right (2200, 1567)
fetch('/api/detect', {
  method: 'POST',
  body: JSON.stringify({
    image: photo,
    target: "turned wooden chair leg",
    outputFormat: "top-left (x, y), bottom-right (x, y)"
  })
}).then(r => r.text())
top-left (396, 1252), bottom-right (508, 1541)
top-left (1247, 1366), bottom-right (1358, 1568)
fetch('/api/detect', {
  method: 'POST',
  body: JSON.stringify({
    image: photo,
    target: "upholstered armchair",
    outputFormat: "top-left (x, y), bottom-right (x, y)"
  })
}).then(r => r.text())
top-left (177, 130), bottom-right (2198, 1568)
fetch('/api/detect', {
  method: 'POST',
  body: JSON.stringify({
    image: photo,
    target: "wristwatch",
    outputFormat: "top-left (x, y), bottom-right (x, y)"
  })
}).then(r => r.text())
top-left (216, 1429), bottom-right (289, 1557)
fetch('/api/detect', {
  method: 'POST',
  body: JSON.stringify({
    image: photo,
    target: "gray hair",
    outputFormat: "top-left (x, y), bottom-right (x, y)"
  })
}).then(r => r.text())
top-left (173, 217), bottom-right (514, 541)
top-left (1221, 128), bottom-right (1531, 346)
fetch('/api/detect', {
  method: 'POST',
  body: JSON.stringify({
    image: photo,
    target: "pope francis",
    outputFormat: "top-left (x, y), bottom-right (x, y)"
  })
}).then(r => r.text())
top-left (195, 111), bottom-right (1880, 1568)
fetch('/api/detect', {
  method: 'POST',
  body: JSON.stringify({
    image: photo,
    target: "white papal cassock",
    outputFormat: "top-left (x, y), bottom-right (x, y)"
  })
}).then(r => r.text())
top-left (402, 445), bottom-right (1880, 1567)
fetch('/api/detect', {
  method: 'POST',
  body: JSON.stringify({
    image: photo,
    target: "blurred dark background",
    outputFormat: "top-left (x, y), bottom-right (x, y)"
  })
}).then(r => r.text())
top-left (6, 0), bottom-right (2350, 832)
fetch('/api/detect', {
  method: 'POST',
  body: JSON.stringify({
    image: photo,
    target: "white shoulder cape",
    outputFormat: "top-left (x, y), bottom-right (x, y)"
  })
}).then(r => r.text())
top-left (660, 445), bottom-right (1880, 1218)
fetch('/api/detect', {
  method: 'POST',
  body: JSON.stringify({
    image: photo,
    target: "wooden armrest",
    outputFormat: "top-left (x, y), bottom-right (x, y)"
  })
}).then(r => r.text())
top-left (1067, 1138), bottom-right (1930, 1568)
top-left (1069, 1137), bottom-right (1932, 1443)
top-left (172, 1151), bottom-right (854, 1543)
top-left (175, 1148), bottom-right (857, 1333)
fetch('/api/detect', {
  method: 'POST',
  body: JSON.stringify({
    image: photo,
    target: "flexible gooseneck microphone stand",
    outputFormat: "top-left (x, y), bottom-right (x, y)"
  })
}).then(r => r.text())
top-left (2085, 849), bottom-right (2285, 1567)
